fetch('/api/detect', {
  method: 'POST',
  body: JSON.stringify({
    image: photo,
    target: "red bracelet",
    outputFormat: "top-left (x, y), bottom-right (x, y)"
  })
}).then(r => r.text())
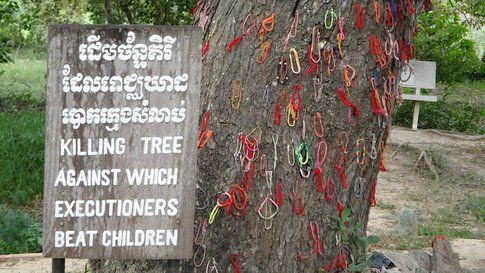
top-left (274, 181), bottom-right (284, 206)
top-left (325, 177), bottom-right (335, 202)
top-left (198, 109), bottom-right (213, 149)
top-left (296, 240), bottom-right (313, 261)
top-left (371, 86), bottom-right (388, 116)
top-left (323, 250), bottom-right (349, 272)
top-left (226, 35), bottom-right (245, 53)
top-left (354, 2), bottom-right (365, 29)
top-left (404, 0), bottom-right (414, 16)
top-left (229, 183), bottom-right (248, 212)
top-left (229, 253), bottom-right (241, 273)
top-left (289, 181), bottom-right (305, 216)
top-left (306, 44), bottom-right (319, 76)
top-left (202, 40), bottom-right (210, 58)
top-left (242, 162), bottom-right (256, 190)
top-left (369, 35), bottom-right (387, 67)
top-left (308, 221), bottom-right (324, 255)
top-left (274, 102), bottom-right (282, 126)
top-left (192, 0), bottom-right (204, 14)
top-left (385, 3), bottom-right (393, 27)
top-left (337, 88), bottom-right (361, 118)
top-left (397, 4), bottom-right (405, 21)
top-left (337, 198), bottom-right (344, 218)
top-left (369, 180), bottom-right (377, 206)
top-left (373, 0), bottom-right (381, 24)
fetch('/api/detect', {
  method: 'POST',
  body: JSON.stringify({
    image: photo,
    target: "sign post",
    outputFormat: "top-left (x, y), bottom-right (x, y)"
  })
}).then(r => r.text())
top-left (43, 25), bottom-right (202, 263)
top-left (52, 258), bottom-right (65, 273)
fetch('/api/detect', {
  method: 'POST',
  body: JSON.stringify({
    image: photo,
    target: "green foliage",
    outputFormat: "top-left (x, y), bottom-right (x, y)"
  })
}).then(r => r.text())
top-left (86, 0), bottom-right (196, 25)
top-left (445, 0), bottom-right (485, 29)
top-left (0, 0), bottom-right (90, 50)
top-left (414, 5), bottom-right (483, 82)
top-left (0, 206), bottom-right (42, 254)
top-left (0, 39), bottom-right (13, 66)
top-left (331, 209), bottom-right (381, 273)
top-left (0, 107), bottom-right (45, 207)
top-left (0, 0), bottom-right (18, 64)
top-left (392, 86), bottom-right (484, 134)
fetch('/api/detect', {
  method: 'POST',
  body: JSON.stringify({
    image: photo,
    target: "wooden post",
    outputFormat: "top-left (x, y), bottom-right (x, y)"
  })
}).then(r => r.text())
top-left (52, 258), bottom-right (65, 273)
top-left (166, 260), bottom-right (179, 273)
top-left (411, 88), bottom-right (421, 131)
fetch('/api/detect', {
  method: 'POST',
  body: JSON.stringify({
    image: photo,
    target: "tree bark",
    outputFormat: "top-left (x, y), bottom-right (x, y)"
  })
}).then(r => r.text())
top-left (91, 0), bottom-right (426, 272)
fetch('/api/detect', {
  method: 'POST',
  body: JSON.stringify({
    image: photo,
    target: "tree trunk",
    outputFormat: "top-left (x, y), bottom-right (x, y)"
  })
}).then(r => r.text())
top-left (104, 0), bottom-right (115, 24)
top-left (91, 0), bottom-right (426, 272)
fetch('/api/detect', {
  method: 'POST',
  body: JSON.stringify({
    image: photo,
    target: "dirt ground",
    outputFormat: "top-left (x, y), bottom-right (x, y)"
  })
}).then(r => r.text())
top-left (368, 127), bottom-right (485, 272)
top-left (0, 127), bottom-right (483, 273)
top-left (0, 254), bottom-right (87, 273)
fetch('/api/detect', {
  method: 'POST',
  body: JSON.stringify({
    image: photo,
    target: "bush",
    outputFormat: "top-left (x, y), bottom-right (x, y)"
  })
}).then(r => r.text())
top-left (0, 207), bottom-right (42, 254)
top-left (393, 87), bottom-right (484, 134)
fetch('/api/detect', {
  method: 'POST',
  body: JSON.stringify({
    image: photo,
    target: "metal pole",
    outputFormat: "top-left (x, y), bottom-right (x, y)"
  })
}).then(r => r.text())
top-left (166, 260), bottom-right (179, 273)
top-left (52, 258), bottom-right (65, 273)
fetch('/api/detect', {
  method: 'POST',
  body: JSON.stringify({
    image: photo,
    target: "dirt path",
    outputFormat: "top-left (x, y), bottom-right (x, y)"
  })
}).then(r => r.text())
top-left (368, 126), bottom-right (485, 272)
top-left (0, 254), bottom-right (87, 273)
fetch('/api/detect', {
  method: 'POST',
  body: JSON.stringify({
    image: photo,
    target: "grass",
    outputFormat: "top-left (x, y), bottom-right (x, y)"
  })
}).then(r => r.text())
top-left (381, 188), bottom-right (485, 251)
top-left (445, 81), bottom-right (485, 108)
top-left (0, 205), bottom-right (42, 254)
top-left (393, 80), bottom-right (485, 134)
top-left (463, 194), bottom-right (485, 223)
top-left (377, 201), bottom-right (396, 210)
top-left (0, 109), bottom-right (45, 206)
top-left (0, 49), bottom-right (46, 254)
top-left (0, 51), bottom-right (46, 99)
top-left (376, 145), bottom-right (485, 252)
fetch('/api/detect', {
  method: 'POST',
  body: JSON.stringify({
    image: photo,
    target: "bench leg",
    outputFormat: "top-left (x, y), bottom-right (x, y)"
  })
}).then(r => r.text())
top-left (412, 101), bottom-right (420, 131)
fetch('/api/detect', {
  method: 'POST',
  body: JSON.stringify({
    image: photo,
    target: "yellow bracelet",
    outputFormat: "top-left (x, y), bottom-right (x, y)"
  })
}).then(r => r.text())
top-left (289, 48), bottom-right (301, 74)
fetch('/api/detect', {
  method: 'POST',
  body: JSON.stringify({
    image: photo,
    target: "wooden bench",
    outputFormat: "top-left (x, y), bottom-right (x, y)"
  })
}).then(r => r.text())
top-left (400, 60), bottom-right (437, 130)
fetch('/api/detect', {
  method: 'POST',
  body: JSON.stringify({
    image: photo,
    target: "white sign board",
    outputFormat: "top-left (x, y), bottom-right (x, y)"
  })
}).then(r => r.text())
top-left (43, 25), bottom-right (202, 259)
top-left (400, 60), bottom-right (436, 89)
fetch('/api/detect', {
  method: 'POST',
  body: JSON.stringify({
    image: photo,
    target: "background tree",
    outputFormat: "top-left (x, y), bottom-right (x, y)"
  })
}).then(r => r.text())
top-left (0, 0), bottom-right (90, 52)
top-left (86, 0), bottom-right (196, 25)
top-left (90, 0), bottom-right (430, 272)
top-left (444, 0), bottom-right (485, 29)
top-left (0, 0), bottom-right (17, 65)
top-left (413, 2), bottom-right (484, 82)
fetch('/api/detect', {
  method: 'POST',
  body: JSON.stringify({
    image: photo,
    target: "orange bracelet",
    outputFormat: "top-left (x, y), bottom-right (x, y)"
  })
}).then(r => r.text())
top-left (256, 40), bottom-right (272, 64)
top-left (313, 112), bottom-right (325, 138)
top-left (230, 80), bottom-right (243, 109)
top-left (258, 13), bottom-right (276, 44)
